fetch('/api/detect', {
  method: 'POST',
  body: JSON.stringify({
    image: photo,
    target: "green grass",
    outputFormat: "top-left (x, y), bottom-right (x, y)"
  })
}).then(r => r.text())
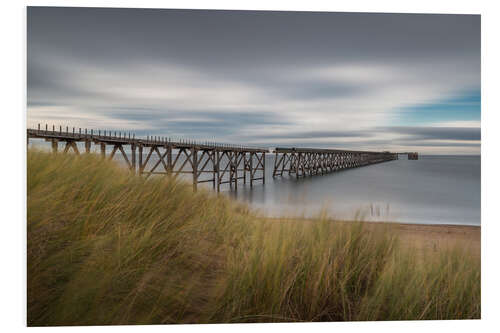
top-left (27, 150), bottom-right (480, 325)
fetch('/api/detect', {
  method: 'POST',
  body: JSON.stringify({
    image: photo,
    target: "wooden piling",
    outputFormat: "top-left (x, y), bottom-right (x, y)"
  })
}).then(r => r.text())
top-left (192, 146), bottom-right (198, 191)
top-left (51, 139), bottom-right (58, 153)
top-left (167, 144), bottom-right (172, 175)
top-left (85, 140), bottom-right (91, 153)
top-left (100, 142), bottom-right (106, 158)
top-left (131, 143), bottom-right (136, 172)
top-left (138, 144), bottom-right (143, 175)
top-left (216, 150), bottom-right (220, 192)
top-left (250, 152), bottom-right (254, 187)
top-left (262, 152), bottom-right (266, 185)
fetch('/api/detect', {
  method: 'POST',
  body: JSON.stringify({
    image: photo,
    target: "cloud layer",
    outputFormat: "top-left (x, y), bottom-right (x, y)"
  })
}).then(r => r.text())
top-left (27, 7), bottom-right (481, 154)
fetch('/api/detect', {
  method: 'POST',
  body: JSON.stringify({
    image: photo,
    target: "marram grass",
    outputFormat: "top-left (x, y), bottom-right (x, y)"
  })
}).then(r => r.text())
top-left (27, 150), bottom-right (480, 326)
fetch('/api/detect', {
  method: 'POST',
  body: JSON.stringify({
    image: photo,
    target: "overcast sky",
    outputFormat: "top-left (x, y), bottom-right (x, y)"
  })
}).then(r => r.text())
top-left (27, 7), bottom-right (480, 154)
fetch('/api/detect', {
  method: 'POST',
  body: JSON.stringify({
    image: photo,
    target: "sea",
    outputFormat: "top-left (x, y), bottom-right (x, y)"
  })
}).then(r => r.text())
top-left (29, 140), bottom-right (481, 226)
top-left (225, 155), bottom-right (481, 226)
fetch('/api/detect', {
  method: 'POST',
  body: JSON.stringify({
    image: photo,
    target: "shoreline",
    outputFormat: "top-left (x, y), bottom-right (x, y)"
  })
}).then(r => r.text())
top-left (264, 216), bottom-right (480, 229)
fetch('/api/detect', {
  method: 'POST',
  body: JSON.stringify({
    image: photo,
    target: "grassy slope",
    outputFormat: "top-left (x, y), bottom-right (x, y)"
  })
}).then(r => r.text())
top-left (27, 150), bottom-right (480, 326)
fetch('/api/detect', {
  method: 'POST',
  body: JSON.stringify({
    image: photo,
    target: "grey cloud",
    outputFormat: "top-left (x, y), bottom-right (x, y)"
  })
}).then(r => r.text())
top-left (383, 126), bottom-right (481, 141)
top-left (405, 142), bottom-right (480, 148)
top-left (27, 8), bottom-right (480, 70)
top-left (247, 139), bottom-right (480, 151)
top-left (252, 130), bottom-right (373, 140)
top-left (27, 7), bottom-right (480, 92)
top-left (107, 108), bottom-right (287, 126)
top-left (252, 126), bottom-right (480, 143)
top-left (98, 108), bottom-right (291, 138)
top-left (273, 80), bottom-right (370, 101)
top-left (246, 139), bottom-right (480, 151)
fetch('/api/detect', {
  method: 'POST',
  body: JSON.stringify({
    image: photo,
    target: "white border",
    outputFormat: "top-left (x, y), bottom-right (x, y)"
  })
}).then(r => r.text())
top-left (2, 1), bottom-right (498, 332)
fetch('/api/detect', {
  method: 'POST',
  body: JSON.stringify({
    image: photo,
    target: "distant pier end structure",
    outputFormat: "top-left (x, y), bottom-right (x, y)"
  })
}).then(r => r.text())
top-left (408, 152), bottom-right (419, 160)
top-left (271, 147), bottom-right (398, 178)
top-left (27, 125), bottom-right (266, 192)
top-left (395, 152), bottom-right (419, 160)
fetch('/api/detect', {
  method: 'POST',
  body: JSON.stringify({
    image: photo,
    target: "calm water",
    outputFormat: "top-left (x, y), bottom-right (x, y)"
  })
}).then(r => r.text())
top-left (225, 155), bottom-right (481, 226)
top-left (29, 141), bottom-right (480, 225)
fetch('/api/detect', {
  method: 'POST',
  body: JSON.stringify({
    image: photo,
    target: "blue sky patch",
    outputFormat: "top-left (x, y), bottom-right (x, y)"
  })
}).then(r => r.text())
top-left (394, 90), bottom-right (480, 126)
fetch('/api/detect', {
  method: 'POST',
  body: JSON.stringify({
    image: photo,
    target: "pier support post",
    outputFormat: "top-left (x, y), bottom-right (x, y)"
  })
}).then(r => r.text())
top-left (250, 152), bottom-right (254, 187)
top-left (262, 152), bottom-right (266, 185)
top-left (192, 146), bottom-right (198, 191)
top-left (85, 140), bottom-right (91, 153)
top-left (212, 150), bottom-right (216, 190)
top-left (296, 153), bottom-right (300, 179)
top-left (272, 151), bottom-right (279, 178)
top-left (138, 144), bottom-right (143, 175)
top-left (243, 152), bottom-right (247, 185)
top-left (232, 152), bottom-right (237, 191)
top-left (51, 139), bottom-right (58, 153)
top-left (167, 144), bottom-right (172, 176)
top-left (131, 143), bottom-right (136, 173)
top-left (100, 142), bottom-right (106, 159)
top-left (216, 150), bottom-right (220, 192)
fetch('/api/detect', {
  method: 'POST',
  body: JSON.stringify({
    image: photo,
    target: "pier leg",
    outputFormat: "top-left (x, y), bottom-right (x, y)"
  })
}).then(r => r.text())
top-left (212, 151), bottom-right (216, 190)
top-left (192, 147), bottom-right (198, 192)
top-left (216, 150), bottom-right (220, 192)
top-left (272, 151), bottom-right (279, 178)
top-left (51, 139), bottom-right (58, 153)
top-left (280, 152), bottom-right (286, 176)
top-left (70, 142), bottom-right (80, 155)
top-left (131, 144), bottom-right (136, 173)
top-left (167, 144), bottom-right (172, 176)
top-left (85, 140), bottom-right (91, 153)
top-left (138, 145), bottom-right (143, 175)
top-left (100, 142), bottom-right (106, 159)
top-left (243, 152), bottom-right (247, 185)
top-left (263, 152), bottom-right (266, 185)
top-left (296, 153), bottom-right (300, 179)
top-left (250, 152), bottom-right (254, 187)
top-left (233, 152), bottom-right (237, 191)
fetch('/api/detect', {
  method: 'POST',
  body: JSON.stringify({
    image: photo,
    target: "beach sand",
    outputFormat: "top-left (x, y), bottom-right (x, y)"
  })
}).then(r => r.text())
top-left (392, 223), bottom-right (480, 257)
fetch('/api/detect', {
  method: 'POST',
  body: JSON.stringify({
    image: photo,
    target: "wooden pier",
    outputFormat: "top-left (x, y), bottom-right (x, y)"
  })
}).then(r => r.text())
top-left (27, 124), bottom-right (411, 191)
top-left (27, 125), bottom-right (266, 192)
top-left (272, 147), bottom-right (398, 178)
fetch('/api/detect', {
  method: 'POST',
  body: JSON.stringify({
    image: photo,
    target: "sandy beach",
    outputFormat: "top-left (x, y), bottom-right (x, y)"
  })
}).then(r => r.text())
top-left (392, 222), bottom-right (480, 256)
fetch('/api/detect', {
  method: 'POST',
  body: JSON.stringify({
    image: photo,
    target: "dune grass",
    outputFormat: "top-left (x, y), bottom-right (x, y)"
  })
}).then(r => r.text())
top-left (27, 150), bottom-right (480, 326)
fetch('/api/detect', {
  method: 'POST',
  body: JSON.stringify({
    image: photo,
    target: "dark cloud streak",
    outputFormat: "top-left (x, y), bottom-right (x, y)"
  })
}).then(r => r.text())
top-left (382, 126), bottom-right (481, 141)
top-left (27, 7), bottom-right (480, 70)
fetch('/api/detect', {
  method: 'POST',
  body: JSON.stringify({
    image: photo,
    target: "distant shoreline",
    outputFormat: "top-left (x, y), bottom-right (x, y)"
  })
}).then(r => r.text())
top-left (264, 216), bottom-right (480, 228)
